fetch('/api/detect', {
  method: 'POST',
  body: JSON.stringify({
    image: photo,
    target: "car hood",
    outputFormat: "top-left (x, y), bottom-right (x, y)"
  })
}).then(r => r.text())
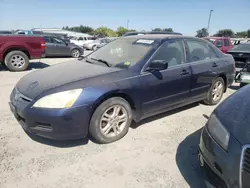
top-left (214, 86), bottom-right (250, 145)
top-left (16, 60), bottom-right (120, 99)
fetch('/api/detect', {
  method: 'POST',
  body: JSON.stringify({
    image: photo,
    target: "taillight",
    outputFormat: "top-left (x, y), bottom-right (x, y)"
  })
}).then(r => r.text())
top-left (41, 40), bottom-right (46, 49)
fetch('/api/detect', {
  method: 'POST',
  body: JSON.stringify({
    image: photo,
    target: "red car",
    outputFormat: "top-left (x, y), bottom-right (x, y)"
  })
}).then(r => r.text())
top-left (0, 35), bottom-right (46, 71)
top-left (204, 37), bottom-right (233, 53)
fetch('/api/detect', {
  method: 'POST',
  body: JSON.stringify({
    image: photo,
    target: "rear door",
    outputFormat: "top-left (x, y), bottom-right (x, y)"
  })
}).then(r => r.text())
top-left (51, 37), bottom-right (70, 56)
top-left (223, 38), bottom-right (232, 53)
top-left (140, 39), bottom-right (191, 116)
top-left (185, 39), bottom-right (220, 100)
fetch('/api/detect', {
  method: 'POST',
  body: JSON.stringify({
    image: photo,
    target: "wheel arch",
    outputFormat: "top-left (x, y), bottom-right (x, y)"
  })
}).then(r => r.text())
top-left (90, 91), bottom-right (137, 121)
top-left (218, 74), bottom-right (227, 92)
top-left (3, 47), bottom-right (30, 60)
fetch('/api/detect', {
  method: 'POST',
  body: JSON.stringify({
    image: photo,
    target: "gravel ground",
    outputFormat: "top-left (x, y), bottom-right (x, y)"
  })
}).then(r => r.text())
top-left (0, 55), bottom-right (238, 188)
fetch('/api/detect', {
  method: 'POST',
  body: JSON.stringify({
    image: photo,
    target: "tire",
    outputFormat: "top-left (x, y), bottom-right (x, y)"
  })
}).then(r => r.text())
top-left (89, 97), bottom-right (132, 144)
top-left (71, 49), bottom-right (80, 58)
top-left (92, 45), bottom-right (97, 51)
top-left (4, 51), bottom-right (29, 71)
top-left (203, 77), bottom-right (225, 105)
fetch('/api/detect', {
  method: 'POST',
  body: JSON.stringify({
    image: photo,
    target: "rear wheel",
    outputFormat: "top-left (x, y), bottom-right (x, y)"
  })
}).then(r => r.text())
top-left (71, 49), bottom-right (80, 58)
top-left (89, 97), bottom-right (132, 144)
top-left (4, 51), bottom-right (29, 71)
top-left (203, 77), bottom-right (225, 105)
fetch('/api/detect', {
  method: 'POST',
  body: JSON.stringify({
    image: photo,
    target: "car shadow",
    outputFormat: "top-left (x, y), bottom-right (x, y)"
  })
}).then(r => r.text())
top-left (0, 61), bottom-right (50, 71)
top-left (176, 128), bottom-right (206, 188)
top-left (25, 132), bottom-right (89, 148)
top-left (229, 84), bottom-right (240, 90)
top-left (28, 61), bottom-right (50, 70)
top-left (131, 103), bottom-right (199, 129)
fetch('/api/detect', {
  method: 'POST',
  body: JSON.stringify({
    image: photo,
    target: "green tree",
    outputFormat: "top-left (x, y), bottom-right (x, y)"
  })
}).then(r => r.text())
top-left (214, 29), bottom-right (235, 37)
top-left (116, 26), bottom-right (129, 36)
top-left (195, 28), bottom-right (209, 38)
top-left (235, 31), bottom-right (248, 38)
top-left (62, 25), bottom-right (94, 34)
top-left (152, 28), bottom-right (174, 32)
top-left (94, 26), bottom-right (118, 37)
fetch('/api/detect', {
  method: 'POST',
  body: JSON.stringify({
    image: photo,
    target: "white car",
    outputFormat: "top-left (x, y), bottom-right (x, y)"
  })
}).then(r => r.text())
top-left (70, 36), bottom-right (97, 47)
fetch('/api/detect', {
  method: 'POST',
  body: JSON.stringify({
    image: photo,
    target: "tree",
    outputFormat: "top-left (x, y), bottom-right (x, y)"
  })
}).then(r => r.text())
top-left (62, 25), bottom-right (94, 34)
top-left (214, 29), bottom-right (235, 37)
top-left (94, 26), bottom-right (118, 37)
top-left (248, 29), bottom-right (250, 38)
top-left (116, 26), bottom-right (129, 36)
top-left (195, 28), bottom-right (209, 38)
top-left (235, 31), bottom-right (247, 38)
top-left (152, 28), bottom-right (174, 32)
top-left (163, 28), bottom-right (173, 32)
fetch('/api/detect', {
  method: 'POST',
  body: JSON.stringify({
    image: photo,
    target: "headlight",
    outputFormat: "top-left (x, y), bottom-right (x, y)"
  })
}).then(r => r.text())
top-left (207, 114), bottom-right (230, 151)
top-left (33, 89), bottom-right (82, 109)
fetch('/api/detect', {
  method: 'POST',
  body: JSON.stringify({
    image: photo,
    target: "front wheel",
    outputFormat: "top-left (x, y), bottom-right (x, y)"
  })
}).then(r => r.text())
top-left (71, 49), bottom-right (81, 58)
top-left (89, 97), bottom-right (132, 144)
top-left (203, 77), bottom-right (225, 105)
top-left (4, 50), bottom-right (29, 71)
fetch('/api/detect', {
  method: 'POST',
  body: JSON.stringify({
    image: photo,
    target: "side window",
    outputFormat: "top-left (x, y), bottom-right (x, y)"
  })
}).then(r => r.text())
top-left (186, 40), bottom-right (217, 62)
top-left (216, 40), bottom-right (223, 47)
top-left (78, 37), bottom-right (83, 41)
top-left (224, 39), bottom-right (231, 46)
top-left (44, 36), bottom-right (51, 43)
top-left (151, 40), bottom-right (185, 68)
top-left (52, 38), bottom-right (64, 44)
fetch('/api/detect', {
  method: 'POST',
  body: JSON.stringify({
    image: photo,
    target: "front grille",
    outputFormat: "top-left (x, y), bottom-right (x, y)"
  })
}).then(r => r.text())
top-left (240, 145), bottom-right (250, 188)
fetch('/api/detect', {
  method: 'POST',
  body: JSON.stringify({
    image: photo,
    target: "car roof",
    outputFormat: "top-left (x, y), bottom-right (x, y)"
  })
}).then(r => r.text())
top-left (205, 36), bottom-right (230, 39)
top-left (123, 34), bottom-right (194, 40)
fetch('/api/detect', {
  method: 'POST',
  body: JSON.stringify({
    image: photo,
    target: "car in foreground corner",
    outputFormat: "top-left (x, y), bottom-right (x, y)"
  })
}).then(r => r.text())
top-left (199, 85), bottom-right (250, 188)
top-left (9, 34), bottom-right (235, 144)
top-left (0, 35), bottom-right (45, 71)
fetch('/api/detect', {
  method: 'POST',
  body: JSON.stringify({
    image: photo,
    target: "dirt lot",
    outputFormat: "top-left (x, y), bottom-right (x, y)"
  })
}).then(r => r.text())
top-left (0, 55), bottom-right (238, 188)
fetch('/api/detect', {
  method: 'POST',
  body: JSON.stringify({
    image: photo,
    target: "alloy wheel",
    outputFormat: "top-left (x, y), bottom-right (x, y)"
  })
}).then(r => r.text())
top-left (212, 80), bottom-right (223, 102)
top-left (10, 55), bottom-right (25, 68)
top-left (100, 105), bottom-right (128, 137)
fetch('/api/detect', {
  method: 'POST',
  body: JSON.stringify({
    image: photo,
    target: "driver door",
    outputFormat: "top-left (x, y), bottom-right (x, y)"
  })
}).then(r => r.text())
top-left (140, 39), bottom-right (191, 117)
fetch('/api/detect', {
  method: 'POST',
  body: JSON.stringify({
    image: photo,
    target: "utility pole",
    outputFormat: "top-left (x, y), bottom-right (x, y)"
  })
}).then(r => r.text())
top-left (207, 9), bottom-right (214, 35)
top-left (127, 20), bottom-right (130, 29)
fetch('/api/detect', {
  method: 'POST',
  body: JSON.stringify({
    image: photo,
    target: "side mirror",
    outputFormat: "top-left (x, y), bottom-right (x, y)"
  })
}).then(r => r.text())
top-left (146, 60), bottom-right (168, 71)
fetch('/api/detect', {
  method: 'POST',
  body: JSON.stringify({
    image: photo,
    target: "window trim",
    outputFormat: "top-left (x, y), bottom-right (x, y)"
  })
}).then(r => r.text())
top-left (141, 38), bottom-right (186, 74)
top-left (184, 38), bottom-right (219, 64)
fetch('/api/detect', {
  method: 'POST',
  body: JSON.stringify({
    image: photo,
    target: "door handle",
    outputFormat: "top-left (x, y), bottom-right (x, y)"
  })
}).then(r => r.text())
top-left (212, 62), bottom-right (218, 67)
top-left (180, 69), bottom-right (189, 76)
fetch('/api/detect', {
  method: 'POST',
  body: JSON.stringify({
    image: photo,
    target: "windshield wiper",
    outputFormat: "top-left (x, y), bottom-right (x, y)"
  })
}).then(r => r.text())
top-left (91, 58), bottom-right (110, 67)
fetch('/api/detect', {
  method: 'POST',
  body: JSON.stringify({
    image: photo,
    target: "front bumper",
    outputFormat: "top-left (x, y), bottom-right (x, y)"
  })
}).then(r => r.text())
top-left (199, 127), bottom-right (242, 188)
top-left (9, 92), bottom-right (92, 140)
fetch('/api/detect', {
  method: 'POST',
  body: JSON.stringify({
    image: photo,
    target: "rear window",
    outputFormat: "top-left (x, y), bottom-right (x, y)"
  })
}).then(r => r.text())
top-left (231, 44), bottom-right (250, 51)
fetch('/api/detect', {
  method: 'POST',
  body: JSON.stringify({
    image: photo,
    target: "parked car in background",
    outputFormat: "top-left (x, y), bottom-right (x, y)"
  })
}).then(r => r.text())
top-left (0, 35), bottom-right (45, 71)
top-left (204, 37), bottom-right (233, 53)
top-left (43, 35), bottom-right (83, 58)
top-left (83, 38), bottom-right (112, 50)
top-left (0, 30), bottom-right (13, 34)
top-left (198, 85), bottom-right (250, 188)
top-left (70, 36), bottom-right (97, 47)
top-left (9, 34), bottom-right (235, 144)
top-left (227, 43), bottom-right (250, 80)
top-left (122, 31), bottom-right (182, 37)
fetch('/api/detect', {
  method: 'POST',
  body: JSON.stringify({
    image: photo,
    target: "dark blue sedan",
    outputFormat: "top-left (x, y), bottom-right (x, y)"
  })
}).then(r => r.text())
top-left (9, 34), bottom-right (235, 143)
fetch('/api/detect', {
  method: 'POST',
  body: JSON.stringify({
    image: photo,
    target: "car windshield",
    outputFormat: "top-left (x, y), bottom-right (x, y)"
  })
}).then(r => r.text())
top-left (205, 38), bottom-right (216, 44)
top-left (231, 44), bottom-right (250, 51)
top-left (85, 37), bottom-right (155, 68)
